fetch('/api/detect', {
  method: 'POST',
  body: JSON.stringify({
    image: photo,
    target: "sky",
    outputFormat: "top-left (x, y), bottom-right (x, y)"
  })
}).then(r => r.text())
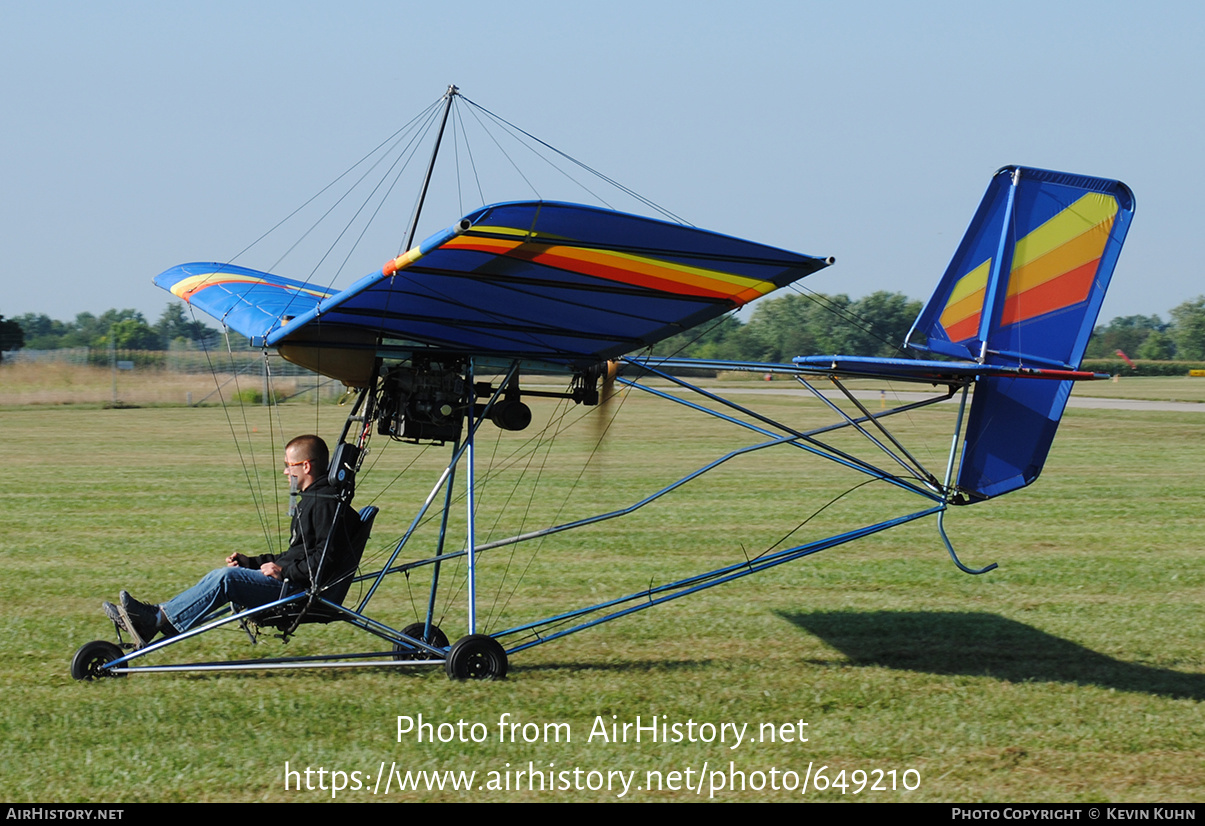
top-left (3, 0), bottom-right (1202, 329)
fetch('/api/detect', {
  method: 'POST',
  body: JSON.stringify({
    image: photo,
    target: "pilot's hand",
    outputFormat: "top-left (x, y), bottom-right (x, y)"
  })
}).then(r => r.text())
top-left (226, 553), bottom-right (250, 568)
top-left (260, 562), bottom-right (284, 580)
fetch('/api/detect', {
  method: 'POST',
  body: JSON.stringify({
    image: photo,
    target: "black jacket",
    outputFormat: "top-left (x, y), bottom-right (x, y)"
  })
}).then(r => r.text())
top-left (247, 478), bottom-right (359, 588)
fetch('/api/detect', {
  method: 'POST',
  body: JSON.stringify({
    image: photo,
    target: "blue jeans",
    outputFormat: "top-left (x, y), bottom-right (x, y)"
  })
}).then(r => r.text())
top-left (160, 567), bottom-right (296, 631)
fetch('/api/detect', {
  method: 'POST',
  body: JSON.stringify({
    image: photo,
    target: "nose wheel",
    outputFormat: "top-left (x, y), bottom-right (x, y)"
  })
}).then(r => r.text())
top-left (71, 640), bottom-right (126, 681)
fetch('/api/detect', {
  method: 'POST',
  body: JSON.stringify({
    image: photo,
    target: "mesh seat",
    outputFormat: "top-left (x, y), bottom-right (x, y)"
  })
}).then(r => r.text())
top-left (253, 504), bottom-right (378, 629)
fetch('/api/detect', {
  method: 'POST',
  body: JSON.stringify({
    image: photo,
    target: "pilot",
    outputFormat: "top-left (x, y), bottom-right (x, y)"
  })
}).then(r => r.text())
top-left (103, 434), bottom-right (358, 645)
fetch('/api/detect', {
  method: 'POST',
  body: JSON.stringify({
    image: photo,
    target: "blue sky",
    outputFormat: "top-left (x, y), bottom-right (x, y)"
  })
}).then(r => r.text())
top-left (3, 1), bottom-right (1201, 328)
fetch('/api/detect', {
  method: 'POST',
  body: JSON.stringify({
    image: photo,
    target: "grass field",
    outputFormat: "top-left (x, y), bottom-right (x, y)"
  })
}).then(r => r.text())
top-left (1, 370), bottom-right (1201, 803)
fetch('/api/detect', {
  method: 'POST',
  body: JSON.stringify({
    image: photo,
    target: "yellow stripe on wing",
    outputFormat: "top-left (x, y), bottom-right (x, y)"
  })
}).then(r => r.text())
top-left (170, 272), bottom-right (332, 303)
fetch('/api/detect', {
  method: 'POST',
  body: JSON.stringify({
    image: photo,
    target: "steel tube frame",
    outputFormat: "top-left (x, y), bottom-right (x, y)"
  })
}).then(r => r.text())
top-left (96, 361), bottom-right (985, 676)
top-left (472, 369), bottom-right (978, 654)
top-left (348, 372), bottom-right (964, 582)
top-left (497, 504), bottom-right (945, 654)
top-left (100, 588), bottom-right (451, 675)
top-left (354, 361), bottom-right (519, 614)
top-left (617, 366), bottom-right (946, 501)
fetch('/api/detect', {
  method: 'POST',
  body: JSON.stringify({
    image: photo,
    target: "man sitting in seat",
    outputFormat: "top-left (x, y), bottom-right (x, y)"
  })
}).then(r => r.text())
top-left (104, 434), bottom-right (360, 646)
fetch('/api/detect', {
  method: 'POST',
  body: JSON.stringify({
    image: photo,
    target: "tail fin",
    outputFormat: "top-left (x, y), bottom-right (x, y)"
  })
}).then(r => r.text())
top-left (910, 167), bottom-right (1135, 500)
top-left (908, 166), bottom-right (1134, 368)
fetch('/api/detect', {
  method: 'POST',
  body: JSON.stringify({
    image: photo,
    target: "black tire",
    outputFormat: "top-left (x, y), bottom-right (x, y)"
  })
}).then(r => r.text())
top-left (394, 622), bottom-right (450, 661)
top-left (71, 640), bottom-right (125, 681)
top-left (445, 634), bottom-right (508, 680)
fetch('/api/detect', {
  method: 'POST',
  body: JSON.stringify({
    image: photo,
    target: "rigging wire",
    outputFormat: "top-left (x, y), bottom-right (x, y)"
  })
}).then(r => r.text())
top-left (223, 98), bottom-right (443, 275)
top-left (782, 281), bottom-right (919, 359)
top-left (483, 376), bottom-right (634, 630)
top-left (178, 299), bottom-right (281, 554)
top-left (451, 101), bottom-right (465, 217)
top-left (452, 101), bottom-right (486, 213)
top-left (182, 89), bottom-right (943, 643)
top-left (329, 130), bottom-right (430, 282)
top-left (752, 476), bottom-right (882, 562)
top-left (459, 95), bottom-right (692, 226)
top-left (480, 393), bottom-right (575, 629)
top-left (260, 354), bottom-right (282, 545)
top-left (466, 406), bottom-right (513, 551)
top-left (198, 97), bottom-right (444, 449)
top-left (458, 100), bottom-right (542, 201)
top-left (209, 328), bottom-right (277, 555)
top-left (295, 105), bottom-right (443, 291)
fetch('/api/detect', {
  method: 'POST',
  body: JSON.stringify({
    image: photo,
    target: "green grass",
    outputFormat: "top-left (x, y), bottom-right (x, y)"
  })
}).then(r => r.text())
top-left (0, 386), bottom-right (1201, 802)
top-left (1062, 375), bottom-right (1205, 403)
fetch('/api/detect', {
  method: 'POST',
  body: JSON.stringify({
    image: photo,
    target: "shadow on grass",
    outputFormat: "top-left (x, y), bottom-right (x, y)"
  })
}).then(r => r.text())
top-left (781, 610), bottom-right (1204, 700)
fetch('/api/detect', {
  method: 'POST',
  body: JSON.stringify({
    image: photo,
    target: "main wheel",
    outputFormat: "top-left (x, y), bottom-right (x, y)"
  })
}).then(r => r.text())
top-left (71, 640), bottom-right (125, 681)
top-left (393, 622), bottom-right (450, 661)
top-left (444, 634), bottom-right (508, 680)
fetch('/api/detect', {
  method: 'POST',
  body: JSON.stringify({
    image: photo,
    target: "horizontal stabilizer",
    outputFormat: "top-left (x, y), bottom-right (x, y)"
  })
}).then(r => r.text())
top-left (791, 355), bottom-right (1102, 383)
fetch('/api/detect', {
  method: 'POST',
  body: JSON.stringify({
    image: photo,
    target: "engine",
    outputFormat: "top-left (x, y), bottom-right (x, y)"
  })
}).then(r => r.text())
top-left (376, 360), bottom-right (467, 445)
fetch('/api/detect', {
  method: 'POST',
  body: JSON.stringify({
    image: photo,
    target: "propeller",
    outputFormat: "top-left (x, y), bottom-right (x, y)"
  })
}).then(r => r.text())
top-left (592, 359), bottom-right (621, 448)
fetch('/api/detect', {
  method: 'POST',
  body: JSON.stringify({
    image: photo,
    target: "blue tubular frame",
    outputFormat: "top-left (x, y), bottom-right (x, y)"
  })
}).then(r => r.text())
top-left (93, 365), bottom-right (522, 677)
top-left (355, 361), bottom-right (518, 613)
top-left (93, 355), bottom-right (991, 677)
top-left (464, 359), bottom-right (479, 634)
top-left (472, 362), bottom-right (994, 656)
top-left (496, 505), bottom-right (945, 654)
top-left (617, 360), bottom-right (945, 501)
top-left (102, 571), bottom-right (451, 675)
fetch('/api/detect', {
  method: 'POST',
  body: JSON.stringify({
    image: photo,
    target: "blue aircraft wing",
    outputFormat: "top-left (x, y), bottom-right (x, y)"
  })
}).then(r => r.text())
top-left (155, 201), bottom-right (832, 385)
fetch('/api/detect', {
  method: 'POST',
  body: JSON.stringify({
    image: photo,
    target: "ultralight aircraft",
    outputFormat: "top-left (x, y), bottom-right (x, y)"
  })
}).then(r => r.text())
top-left (72, 87), bottom-right (1135, 680)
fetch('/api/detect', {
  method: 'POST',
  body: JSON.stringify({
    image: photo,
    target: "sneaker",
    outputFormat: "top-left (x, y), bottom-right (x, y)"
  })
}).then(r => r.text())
top-left (132, 593), bottom-right (179, 639)
top-left (112, 591), bottom-right (159, 645)
top-left (102, 600), bottom-right (149, 646)
top-left (102, 601), bottom-right (127, 631)
top-left (120, 591), bottom-right (159, 624)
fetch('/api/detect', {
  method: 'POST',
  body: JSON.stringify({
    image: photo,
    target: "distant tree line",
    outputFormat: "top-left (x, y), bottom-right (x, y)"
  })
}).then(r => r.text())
top-left (1082, 297), bottom-right (1205, 361)
top-left (6, 304), bottom-right (219, 353)
top-left (4, 294), bottom-right (1205, 366)
top-left (648, 292), bottom-right (1205, 365)
top-left (649, 291), bottom-right (923, 362)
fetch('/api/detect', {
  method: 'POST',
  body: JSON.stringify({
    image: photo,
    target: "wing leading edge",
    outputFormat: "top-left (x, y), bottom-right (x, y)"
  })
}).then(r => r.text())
top-left (155, 201), bottom-right (832, 385)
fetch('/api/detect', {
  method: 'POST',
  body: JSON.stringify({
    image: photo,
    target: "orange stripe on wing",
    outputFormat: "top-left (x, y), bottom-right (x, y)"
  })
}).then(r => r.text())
top-left (526, 246), bottom-right (738, 300)
top-left (442, 235), bottom-right (773, 303)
